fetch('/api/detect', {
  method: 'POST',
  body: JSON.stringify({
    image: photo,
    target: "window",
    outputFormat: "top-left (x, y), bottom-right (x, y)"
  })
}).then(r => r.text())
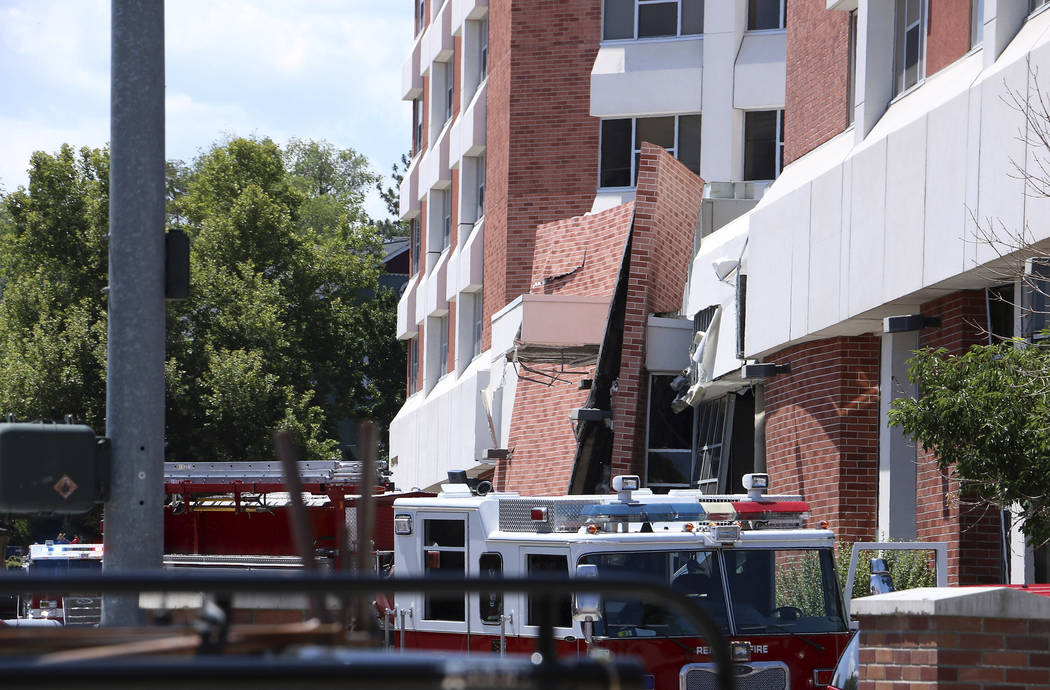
top-left (413, 99), bottom-right (423, 155)
top-left (894, 0), bottom-right (926, 94)
top-left (478, 553), bottom-right (502, 624)
top-left (971, 0), bottom-right (984, 47)
top-left (471, 290), bottom-right (483, 359)
top-left (847, 10), bottom-right (857, 126)
top-left (444, 61), bottom-right (454, 124)
top-left (438, 316), bottom-right (449, 370)
top-left (1032, 0), bottom-right (1050, 13)
top-left (410, 218), bottom-right (420, 274)
top-left (748, 0), bottom-right (786, 31)
top-left (441, 190), bottom-right (451, 250)
top-left (694, 396), bottom-right (733, 493)
top-left (526, 554), bottom-right (571, 627)
top-left (479, 19), bottom-right (488, 80)
top-left (416, 0), bottom-right (426, 35)
top-left (599, 114), bottom-right (701, 188)
top-left (423, 519), bottom-right (465, 621)
top-left (476, 154), bottom-right (486, 219)
top-left (603, 0), bottom-right (703, 40)
top-left (408, 337), bottom-right (419, 395)
top-left (646, 375), bottom-right (693, 489)
top-left (743, 109), bottom-right (784, 181)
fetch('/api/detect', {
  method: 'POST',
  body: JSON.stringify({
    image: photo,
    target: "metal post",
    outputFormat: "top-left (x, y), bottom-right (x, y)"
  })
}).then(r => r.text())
top-left (355, 420), bottom-right (378, 631)
top-left (103, 0), bottom-right (166, 626)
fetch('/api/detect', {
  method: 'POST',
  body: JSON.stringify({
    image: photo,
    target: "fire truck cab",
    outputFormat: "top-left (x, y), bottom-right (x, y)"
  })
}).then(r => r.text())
top-left (391, 474), bottom-right (851, 690)
top-left (20, 542), bottom-right (103, 626)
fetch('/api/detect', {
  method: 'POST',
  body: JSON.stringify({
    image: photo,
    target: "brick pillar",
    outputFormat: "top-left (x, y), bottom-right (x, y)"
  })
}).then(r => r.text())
top-left (763, 335), bottom-right (880, 542)
top-left (916, 290), bottom-right (1003, 584)
top-left (854, 587), bottom-right (1050, 688)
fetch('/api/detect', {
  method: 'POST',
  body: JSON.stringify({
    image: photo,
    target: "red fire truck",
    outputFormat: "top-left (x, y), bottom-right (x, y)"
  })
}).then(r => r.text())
top-left (389, 473), bottom-right (851, 690)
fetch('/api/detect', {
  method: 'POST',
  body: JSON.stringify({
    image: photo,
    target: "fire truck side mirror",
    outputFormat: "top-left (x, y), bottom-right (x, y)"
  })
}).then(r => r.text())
top-left (0, 423), bottom-right (110, 514)
top-left (572, 563), bottom-right (602, 623)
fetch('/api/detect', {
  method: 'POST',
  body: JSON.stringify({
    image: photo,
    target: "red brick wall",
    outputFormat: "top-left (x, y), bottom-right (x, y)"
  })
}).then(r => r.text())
top-left (609, 144), bottom-right (703, 479)
top-left (858, 613), bottom-right (1050, 688)
top-left (784, 0), bottom-right (851, 164)
top-left (498, 202), bottom-right (635, 494)
top-left (916, 290), bottom-right (1002, 584)
top-left (483, 0), bottom-right (602, 352)
top-left (763, 335), bottom-right (880, 543)
top-left (927, 0), bottom-right (973, 77)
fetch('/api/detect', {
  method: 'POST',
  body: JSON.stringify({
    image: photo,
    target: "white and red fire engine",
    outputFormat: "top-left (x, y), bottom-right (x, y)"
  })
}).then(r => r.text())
top-left (20, 542), bottom-right (104, 625)
top-left (389, 473), bottom-right (851, 690)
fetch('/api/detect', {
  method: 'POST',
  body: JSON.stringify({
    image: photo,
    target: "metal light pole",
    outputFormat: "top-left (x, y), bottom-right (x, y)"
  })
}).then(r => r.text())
top-left (103, 0), bottom-right (166, 626)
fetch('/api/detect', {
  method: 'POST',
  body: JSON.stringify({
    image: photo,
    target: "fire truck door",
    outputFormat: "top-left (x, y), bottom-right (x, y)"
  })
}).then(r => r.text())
top-left (469, 549), bottom-right (515, 649)
top-left (412, 513), bottom-right (469, 649)
top-left (518, 547), bottom-right (574, 643)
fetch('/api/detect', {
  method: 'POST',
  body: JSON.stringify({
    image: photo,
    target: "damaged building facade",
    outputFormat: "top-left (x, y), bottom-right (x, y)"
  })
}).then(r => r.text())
top-left (392, 0), bottom-right (1050, 584)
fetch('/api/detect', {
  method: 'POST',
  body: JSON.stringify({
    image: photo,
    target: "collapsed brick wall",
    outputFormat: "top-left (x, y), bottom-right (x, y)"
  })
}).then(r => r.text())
top-left (497, 203), bottom-right (634, 494)
top-left (783, 0), bottom-right (851, 165)
top-left (763, 335), bottom-right (881, 543)
top-left (917, 289), bottom-right (1003, 584)
top-left (609, 144), bottom-right (703, 479)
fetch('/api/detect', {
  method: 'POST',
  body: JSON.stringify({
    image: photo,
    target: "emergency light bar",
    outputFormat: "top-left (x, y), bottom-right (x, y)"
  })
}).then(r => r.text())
top-left (580, 502), bottom-right (709, 523)
top-left (29, 543), bottom-right (104, 560)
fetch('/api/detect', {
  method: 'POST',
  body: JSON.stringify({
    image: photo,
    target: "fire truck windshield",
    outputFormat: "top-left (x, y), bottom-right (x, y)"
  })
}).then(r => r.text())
top-left (579, 548), bottom-right (847, 638)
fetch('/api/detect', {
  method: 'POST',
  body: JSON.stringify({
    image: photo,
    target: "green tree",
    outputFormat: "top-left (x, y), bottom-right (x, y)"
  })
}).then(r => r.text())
top-left (0, 137), bottom-right (403, 462)
top-left (888, 340), bottom-right (1050, 545)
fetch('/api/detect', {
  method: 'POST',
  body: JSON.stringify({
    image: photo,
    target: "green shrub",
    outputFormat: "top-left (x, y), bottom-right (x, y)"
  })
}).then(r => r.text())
top-left (835, 541), bottom-right (937, 602)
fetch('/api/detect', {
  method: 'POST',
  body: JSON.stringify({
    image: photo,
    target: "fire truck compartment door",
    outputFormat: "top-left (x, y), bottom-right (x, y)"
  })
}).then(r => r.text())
top-left (470, 549), bottom-right (515, 637)
top-left (412, 512), bottom-right (469, 636)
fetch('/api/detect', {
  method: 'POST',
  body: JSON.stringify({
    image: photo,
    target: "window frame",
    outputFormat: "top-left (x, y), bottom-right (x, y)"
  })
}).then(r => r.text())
top-left (598, 113), bottom-right (701, 190)
top-left (742, 109), bottom-right (784, 182)
top-left (441, 190), bottom-right (451, 251)
top-left (416, 0), bottom-right (426, 36)
top-left (479, 18), bottom-right (489, 81)
top-left (601, 0), bottom-right (704, 42)
top-left (408, 337), bottom-right (419, 395)
top-left (970, 0), bottom-right (984, 48)
top-left (444, 61), bottom-right (454, 125)
top-left (419, 514), bottom-right (468, 628)
top-left (746, 0), bottom-right (787, 32)
top-left (476, 153), bottom-right (486, 220)
top-left (477, 552), bottom-right (503, 625)
top-left (893, 0), bottom-right (927, 96)
top-left (413, 99), bottom-right (424, 155)
top-left (438, 315), bottom-right (449, 372)
top-left (522, 549), bottom-right (574, 631)
top-left (410, 218), bottom-right (421, 275)
top-left (471, 290), bottom-right (484, 360)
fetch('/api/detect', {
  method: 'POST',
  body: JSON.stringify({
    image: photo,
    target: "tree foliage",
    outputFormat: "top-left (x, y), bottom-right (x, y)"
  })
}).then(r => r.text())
top-left (888, 341), bottom-right (1050, 545)
top-left (0, 137), bottom-right (404, 463)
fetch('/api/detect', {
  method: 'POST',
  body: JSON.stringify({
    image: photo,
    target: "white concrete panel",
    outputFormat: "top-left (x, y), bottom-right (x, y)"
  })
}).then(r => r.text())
top-left (397, 274), bottom-right (420, 340)
top-left (419, 0), bottom-right (453, 74)
top-left (1022, 38), bottom-right (1050, 243)
top-left (460, 217), bottom-right (484, 291)
top-left (422, 250), bottom-right (450, 318)
top-left (451, 0), bottom-right (487, 31)
top-left (923, 92), bottom-right (970, 286)
top-left (744, 204), bottom-right (793, 356)
top-left (847, 139), bottom-right (887, 315)
top-left (590, 40), bottom-right (702, 118)
top-left (590, 190), bottom-right (636, 214)
top-left (974, 58), bottom-right (1028, 267)
top-left (882, 117), bottom-right (927, 301)
top-left (445, 246), bottom-right (460, 303)
top-left (733, 31), bottom-right (786, 110)
top-left (451, 81), bottom-right (487, 163)
top-left (685, 215), bottom-right (747, 378)
top-left (838, 157), bottom-right (853, 320)
top-left (399, 155), bottom-right (421, 220)
top-left (646, 316), bottom-right (693, 373)
top-left (402, 38), bottom-right (423, 100)
top-left (700, 4), bottom-right (745, 183)
top-left (490, 296), bottom-right (523, 357)
top-left (782, 187), bottom-right (812, 341)
top-left (419, 124), bottom-right (452, 197)
top-left (807, 167), bottom-right (844, 333)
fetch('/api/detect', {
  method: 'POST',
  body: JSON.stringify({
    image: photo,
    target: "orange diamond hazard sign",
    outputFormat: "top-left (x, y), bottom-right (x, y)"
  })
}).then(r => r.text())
top-left (53, 475), bottom-right (78, 500)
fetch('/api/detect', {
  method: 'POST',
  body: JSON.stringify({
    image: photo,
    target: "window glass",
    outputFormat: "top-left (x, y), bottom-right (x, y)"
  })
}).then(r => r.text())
top-left (604, 0), bottom-right (635, 40)
top-left (479, 553), bottom-right (503, 624)
top-left (722, 549), bottom-right (847, 635)
top-left (408, 338), bottom-right (419, 395)
top-left (479, 19), bottom-right (489, 79)
top-left (411, 218), bottom-right (420, 274)
top-left (441, 191), bottom-right (451, 250)
top-left (744, 110), bottom-right (778, 181)
top-left (677, 114), bottom-right (701, 175)
top-left (681, 0), bottom-right (703, 35)
top-left (579, 550), bottom-right (729, 636)
top-left (638, 2), bottom-right (678, 37)
top-left (471, 291), bottom-right (483, 358)
top-left (444, 62), bottom-right (454, 123)
top-left (635, 116), bottom-right (676, 150)
top-left (526, 554), bottom-right (572, 627)
top-left (600, 119), bottom-right (632, 188)
top-left (423, 518), bottom-right (466, 621)
top-left (748, 0), bottom-right (784, 30)
top-left (895, 0), bottom-right (925, 93)
top-left (476, 154), bottom-right (486, 219)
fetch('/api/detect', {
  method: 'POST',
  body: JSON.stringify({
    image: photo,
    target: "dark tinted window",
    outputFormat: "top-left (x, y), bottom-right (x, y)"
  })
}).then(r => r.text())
top-left (526, 554), bottom-right (571, 627)
top-left (479, 553), bottom-right (503, 624)
top-left (638, 2), bottom-right (678, 37)
top-left (678, 114), bottom-right (701, 174)
top-left (682, 0), bottom-right (704, 34)
top-left (744, 110), bottom-right (777, 180)
top-left (600, 119), bottom-right (632, 187)
top-left (604, 0), bottom-right (635, 39)
top-left (748, 0), bottom-right (783, 30)
top-left (424, 519), bottom-right (464, 548)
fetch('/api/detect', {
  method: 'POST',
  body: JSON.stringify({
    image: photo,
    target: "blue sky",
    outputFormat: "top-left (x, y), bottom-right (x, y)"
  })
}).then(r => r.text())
top-left (0, 0), bottom-right (410, 219)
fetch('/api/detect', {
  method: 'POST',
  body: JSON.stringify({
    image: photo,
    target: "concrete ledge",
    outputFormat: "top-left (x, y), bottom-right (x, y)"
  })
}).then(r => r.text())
top-left (852, 586), bottom-right (1050, 620)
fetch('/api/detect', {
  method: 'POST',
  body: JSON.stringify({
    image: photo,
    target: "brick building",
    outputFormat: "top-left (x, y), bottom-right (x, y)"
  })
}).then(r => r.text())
top-left (392, 0), bottom-right (1050, 585)
top-left (391, 0), bottom-right (787, 494)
